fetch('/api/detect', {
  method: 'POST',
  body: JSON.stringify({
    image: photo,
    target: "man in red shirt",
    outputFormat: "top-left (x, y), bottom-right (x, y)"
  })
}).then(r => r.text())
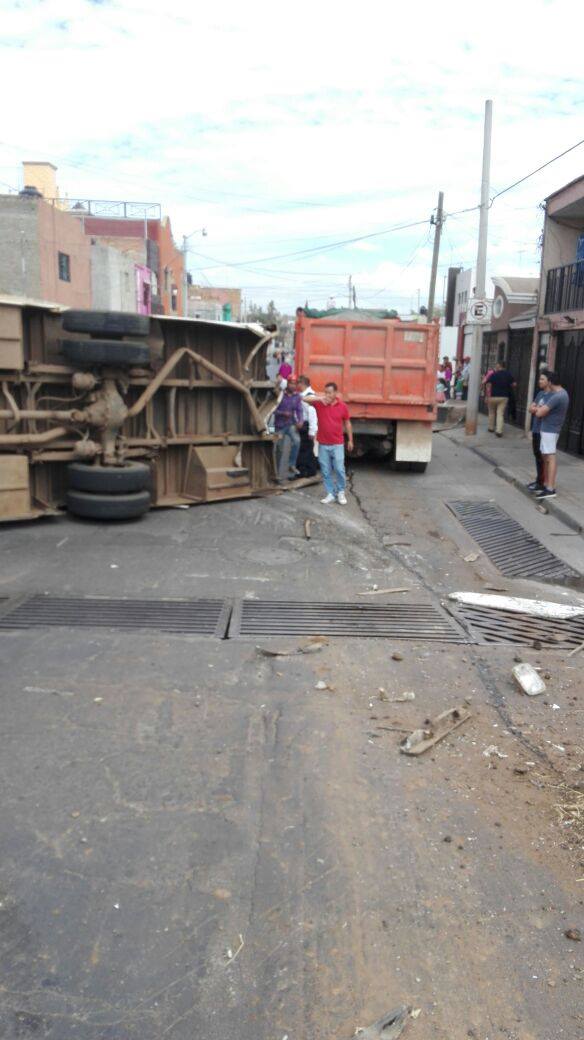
top-left (306, 382), bottom-right (353, 504)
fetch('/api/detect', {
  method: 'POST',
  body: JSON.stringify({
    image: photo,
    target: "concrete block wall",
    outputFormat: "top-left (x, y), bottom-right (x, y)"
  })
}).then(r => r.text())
top-left (0, 196), bottom-right (42, 298)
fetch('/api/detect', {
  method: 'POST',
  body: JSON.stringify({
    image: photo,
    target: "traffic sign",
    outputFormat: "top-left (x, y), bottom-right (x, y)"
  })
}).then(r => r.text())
top-left (468, 299), bottom-right (491, 323)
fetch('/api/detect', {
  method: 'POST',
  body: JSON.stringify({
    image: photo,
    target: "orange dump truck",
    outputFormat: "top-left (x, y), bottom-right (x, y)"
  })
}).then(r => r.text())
top-left (294, 312), bottom-right (439, 471)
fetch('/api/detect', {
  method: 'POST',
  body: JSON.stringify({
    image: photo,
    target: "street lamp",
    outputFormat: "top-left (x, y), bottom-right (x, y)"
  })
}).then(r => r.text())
top-left (182, 228), bottom-right (208, 317)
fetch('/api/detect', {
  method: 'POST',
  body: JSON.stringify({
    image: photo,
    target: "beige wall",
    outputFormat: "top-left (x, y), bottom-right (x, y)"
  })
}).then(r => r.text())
top-left (38, 200), bottom-right (91, 307)
top-left (22, 162), bottom-right (58, 199)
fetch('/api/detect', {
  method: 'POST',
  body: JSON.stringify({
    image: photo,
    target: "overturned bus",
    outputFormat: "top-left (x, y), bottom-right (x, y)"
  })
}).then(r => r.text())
top-left (0, 299), bottom-right (278, 522)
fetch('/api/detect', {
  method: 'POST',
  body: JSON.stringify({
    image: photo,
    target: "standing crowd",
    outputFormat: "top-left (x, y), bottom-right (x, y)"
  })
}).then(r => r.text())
top-left (271, 351), bottom-right (352, 505)
top-left (271, 346), bottom-right (571, 505)
top-left (436, 356), bottom-right (472, 401)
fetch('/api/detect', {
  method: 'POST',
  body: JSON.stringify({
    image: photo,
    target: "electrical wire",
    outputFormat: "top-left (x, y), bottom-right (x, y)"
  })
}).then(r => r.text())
top-left (190, 217), bottom-right (432, 271)
top-left (490, 138), bottom-right (584, 204)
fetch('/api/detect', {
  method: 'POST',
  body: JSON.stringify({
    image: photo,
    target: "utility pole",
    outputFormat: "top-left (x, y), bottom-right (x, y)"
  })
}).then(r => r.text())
top-left (465, 100), bottom-right (493, 435)
top-left (182, 235), bottom-right (188, 318)
top-left (348, 275), bottom-right (353, 309)
top-left (427, 191), bottom-right (444, 321)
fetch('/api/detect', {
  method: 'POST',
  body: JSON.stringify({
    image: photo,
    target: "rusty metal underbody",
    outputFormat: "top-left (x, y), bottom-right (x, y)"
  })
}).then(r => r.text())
top-left (0, 300), bottom-right (279, 521)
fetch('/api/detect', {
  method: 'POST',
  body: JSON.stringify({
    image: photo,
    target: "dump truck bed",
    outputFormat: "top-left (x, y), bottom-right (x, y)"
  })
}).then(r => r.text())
top-left (294, 315), bottom-right (438, 421)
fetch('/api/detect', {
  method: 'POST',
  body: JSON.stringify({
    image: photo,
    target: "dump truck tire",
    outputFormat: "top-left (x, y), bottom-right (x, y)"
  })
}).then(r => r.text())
top-left (61, 338), bottom-right (151, 367)
top-left (66, 489), bottom-right (151, 520)
top-left (62, 310), bottom-right (150, 337)
top-left (67, 461), bottom-right (151, 494)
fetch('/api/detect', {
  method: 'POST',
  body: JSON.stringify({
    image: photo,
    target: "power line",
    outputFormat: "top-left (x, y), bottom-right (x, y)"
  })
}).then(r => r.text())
top-left (190, 217), bottom-right (432, 271)
top-left (490, 137), bottom-right (584, 204)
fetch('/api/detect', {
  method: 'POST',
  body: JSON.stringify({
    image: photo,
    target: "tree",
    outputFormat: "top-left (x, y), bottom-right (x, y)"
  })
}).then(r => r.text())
top-left (246, 299), bottom-right (282, 326)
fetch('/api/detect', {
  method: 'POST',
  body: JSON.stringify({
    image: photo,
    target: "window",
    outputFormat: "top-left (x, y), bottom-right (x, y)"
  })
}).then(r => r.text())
top-left (58, 252), bottom-right (71, 282)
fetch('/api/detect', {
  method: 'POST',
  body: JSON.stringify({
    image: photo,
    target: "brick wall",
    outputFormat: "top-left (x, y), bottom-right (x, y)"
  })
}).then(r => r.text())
top-left (37, 200), bottom-right (91, 307)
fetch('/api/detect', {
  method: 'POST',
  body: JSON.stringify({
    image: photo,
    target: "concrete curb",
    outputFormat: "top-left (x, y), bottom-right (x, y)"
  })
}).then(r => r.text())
top-left (464, 445), bottom-right (584, 537)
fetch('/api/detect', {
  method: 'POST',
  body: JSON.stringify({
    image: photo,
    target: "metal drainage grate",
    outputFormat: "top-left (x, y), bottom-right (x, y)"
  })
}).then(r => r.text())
top-left (0, 596), bottom-right (231, 637)
top-left (447, 500), bottom-right (581, 585)
top-left (229, 600), bottom-right (463, 641)
top-left (456, 602), bottom-right (584, 648)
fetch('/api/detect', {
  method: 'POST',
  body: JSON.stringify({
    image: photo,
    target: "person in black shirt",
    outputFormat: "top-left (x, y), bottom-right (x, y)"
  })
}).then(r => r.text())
top-left (486, 362), bottom-right (516, 437)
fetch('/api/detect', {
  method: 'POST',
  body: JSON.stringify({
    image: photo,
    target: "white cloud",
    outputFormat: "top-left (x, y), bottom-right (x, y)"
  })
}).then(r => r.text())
top-left (0, 0), bottom-right (582, 311)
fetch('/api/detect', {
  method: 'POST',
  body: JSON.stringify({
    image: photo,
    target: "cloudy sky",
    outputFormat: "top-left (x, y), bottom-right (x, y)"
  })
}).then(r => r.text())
top-left (0, 0), bottom-right (582, 314)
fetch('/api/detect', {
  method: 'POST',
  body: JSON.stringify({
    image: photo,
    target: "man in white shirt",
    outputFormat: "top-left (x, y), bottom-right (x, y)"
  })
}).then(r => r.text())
top-left (296, 375), bottom-right (319, 476)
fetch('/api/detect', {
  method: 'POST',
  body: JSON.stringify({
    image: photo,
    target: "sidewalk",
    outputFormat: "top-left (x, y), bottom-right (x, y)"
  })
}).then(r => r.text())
top-left (441, 412), bottom-right (584, 535)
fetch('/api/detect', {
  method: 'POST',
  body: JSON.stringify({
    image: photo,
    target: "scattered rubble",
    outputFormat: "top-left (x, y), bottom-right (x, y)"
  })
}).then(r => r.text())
top-left (354, 1004), bottom-right (413, 1039)
top-left (400, 704), bottom-right (471, 756)
top-left (512, 663), bottom-right (546, 697)
top-left (225, 933), bottom-right (245, 964)
top-left (564, 928), bottom-right (581, 942)
top-left (483, 745), bottom-right (508, 759)
top-left (358, 587), bottom-right (411, 596)
top-left (257, 637), bottom-right (328, 657)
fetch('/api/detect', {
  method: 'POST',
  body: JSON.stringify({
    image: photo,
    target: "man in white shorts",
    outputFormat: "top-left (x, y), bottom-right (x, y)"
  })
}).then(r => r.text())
top-left (534, 370), bottom-right (569, 500)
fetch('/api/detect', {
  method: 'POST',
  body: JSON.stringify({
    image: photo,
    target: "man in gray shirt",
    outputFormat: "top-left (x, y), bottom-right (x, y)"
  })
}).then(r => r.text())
top-left (534, 370), bottom-right (569, 499)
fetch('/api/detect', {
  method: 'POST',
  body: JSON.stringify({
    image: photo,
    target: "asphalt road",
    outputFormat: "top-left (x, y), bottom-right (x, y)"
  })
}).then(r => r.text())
top-left (0, 436), bottom-right (583, 1039)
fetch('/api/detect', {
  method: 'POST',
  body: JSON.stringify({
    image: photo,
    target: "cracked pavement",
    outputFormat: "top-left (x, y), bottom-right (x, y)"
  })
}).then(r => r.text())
top-left (1, 435), bottom-right (583, 1039)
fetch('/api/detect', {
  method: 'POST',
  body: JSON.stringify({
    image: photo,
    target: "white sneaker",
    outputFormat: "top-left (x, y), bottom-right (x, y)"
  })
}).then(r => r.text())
top-left (321, 493), bottom-right (335, 504)
top-left (337, 491), bottom-right (347, 505)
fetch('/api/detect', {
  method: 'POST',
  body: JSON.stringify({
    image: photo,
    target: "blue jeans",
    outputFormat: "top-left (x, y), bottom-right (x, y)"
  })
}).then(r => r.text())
top-left (275, 424), bottom-right (300, 477)
top-left (318, 443), bottom-right (346, 496)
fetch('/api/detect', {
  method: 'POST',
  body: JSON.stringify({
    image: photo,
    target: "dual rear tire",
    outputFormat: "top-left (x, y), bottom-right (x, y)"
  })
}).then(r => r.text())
top-left (66, 462), bottom-right (151, 521)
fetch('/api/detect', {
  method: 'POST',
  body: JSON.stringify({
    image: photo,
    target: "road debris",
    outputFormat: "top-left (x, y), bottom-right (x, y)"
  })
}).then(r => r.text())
top-left (257, 637), bottom-right (328, 657)
top-left (379, 689), bottom-right (415, 702)
top-left (568, 640), bottom-right (584, 658)
top-left (382, 537), bottom-right (411, 547)
top-left (564, 928), bottom-right (581, 942)
top-left (354, 1004), bottom-right (412, 1039)
top-left (463, 552), bottom-right (480, 562)
top-left (449, 591), bottom-right (584, 620)
top-left (314, 679), bottom-right (335, 691)
top-left (391, 651), bottom-right (404, 661)
top-left (225, 933), bottom-right (245, 964)
top-left (483, 745), bottom-right (508, 759)
top-left (304, 518), bottom-right (312, 540)
top-left (400, 704), bottom-right (471, 756)
top-left (512, 663), bottom-right (546, 697)
top-left (24, 686), bottom-right (75, 697)
top-left (358, 587), bottom-right (411, 596)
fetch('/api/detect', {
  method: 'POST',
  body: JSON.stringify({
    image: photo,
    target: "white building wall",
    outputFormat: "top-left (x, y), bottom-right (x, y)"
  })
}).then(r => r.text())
top-left (90, 242), bottom-right (137, 311)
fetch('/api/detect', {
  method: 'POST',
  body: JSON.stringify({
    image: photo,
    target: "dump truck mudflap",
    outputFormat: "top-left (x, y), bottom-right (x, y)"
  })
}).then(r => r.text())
top-left (394, 420), bottom-right (432, 463)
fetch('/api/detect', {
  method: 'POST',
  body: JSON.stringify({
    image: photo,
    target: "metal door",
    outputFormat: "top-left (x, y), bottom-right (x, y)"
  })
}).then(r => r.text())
top-left (507, 329), bottom-right (533, 429)
top-left (556, 331), bottom-right (584, 456)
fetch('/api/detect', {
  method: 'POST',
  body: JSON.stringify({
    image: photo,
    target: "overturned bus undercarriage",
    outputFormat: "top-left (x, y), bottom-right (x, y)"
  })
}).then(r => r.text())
top-left (0, 298), bottom-right (279, 522)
